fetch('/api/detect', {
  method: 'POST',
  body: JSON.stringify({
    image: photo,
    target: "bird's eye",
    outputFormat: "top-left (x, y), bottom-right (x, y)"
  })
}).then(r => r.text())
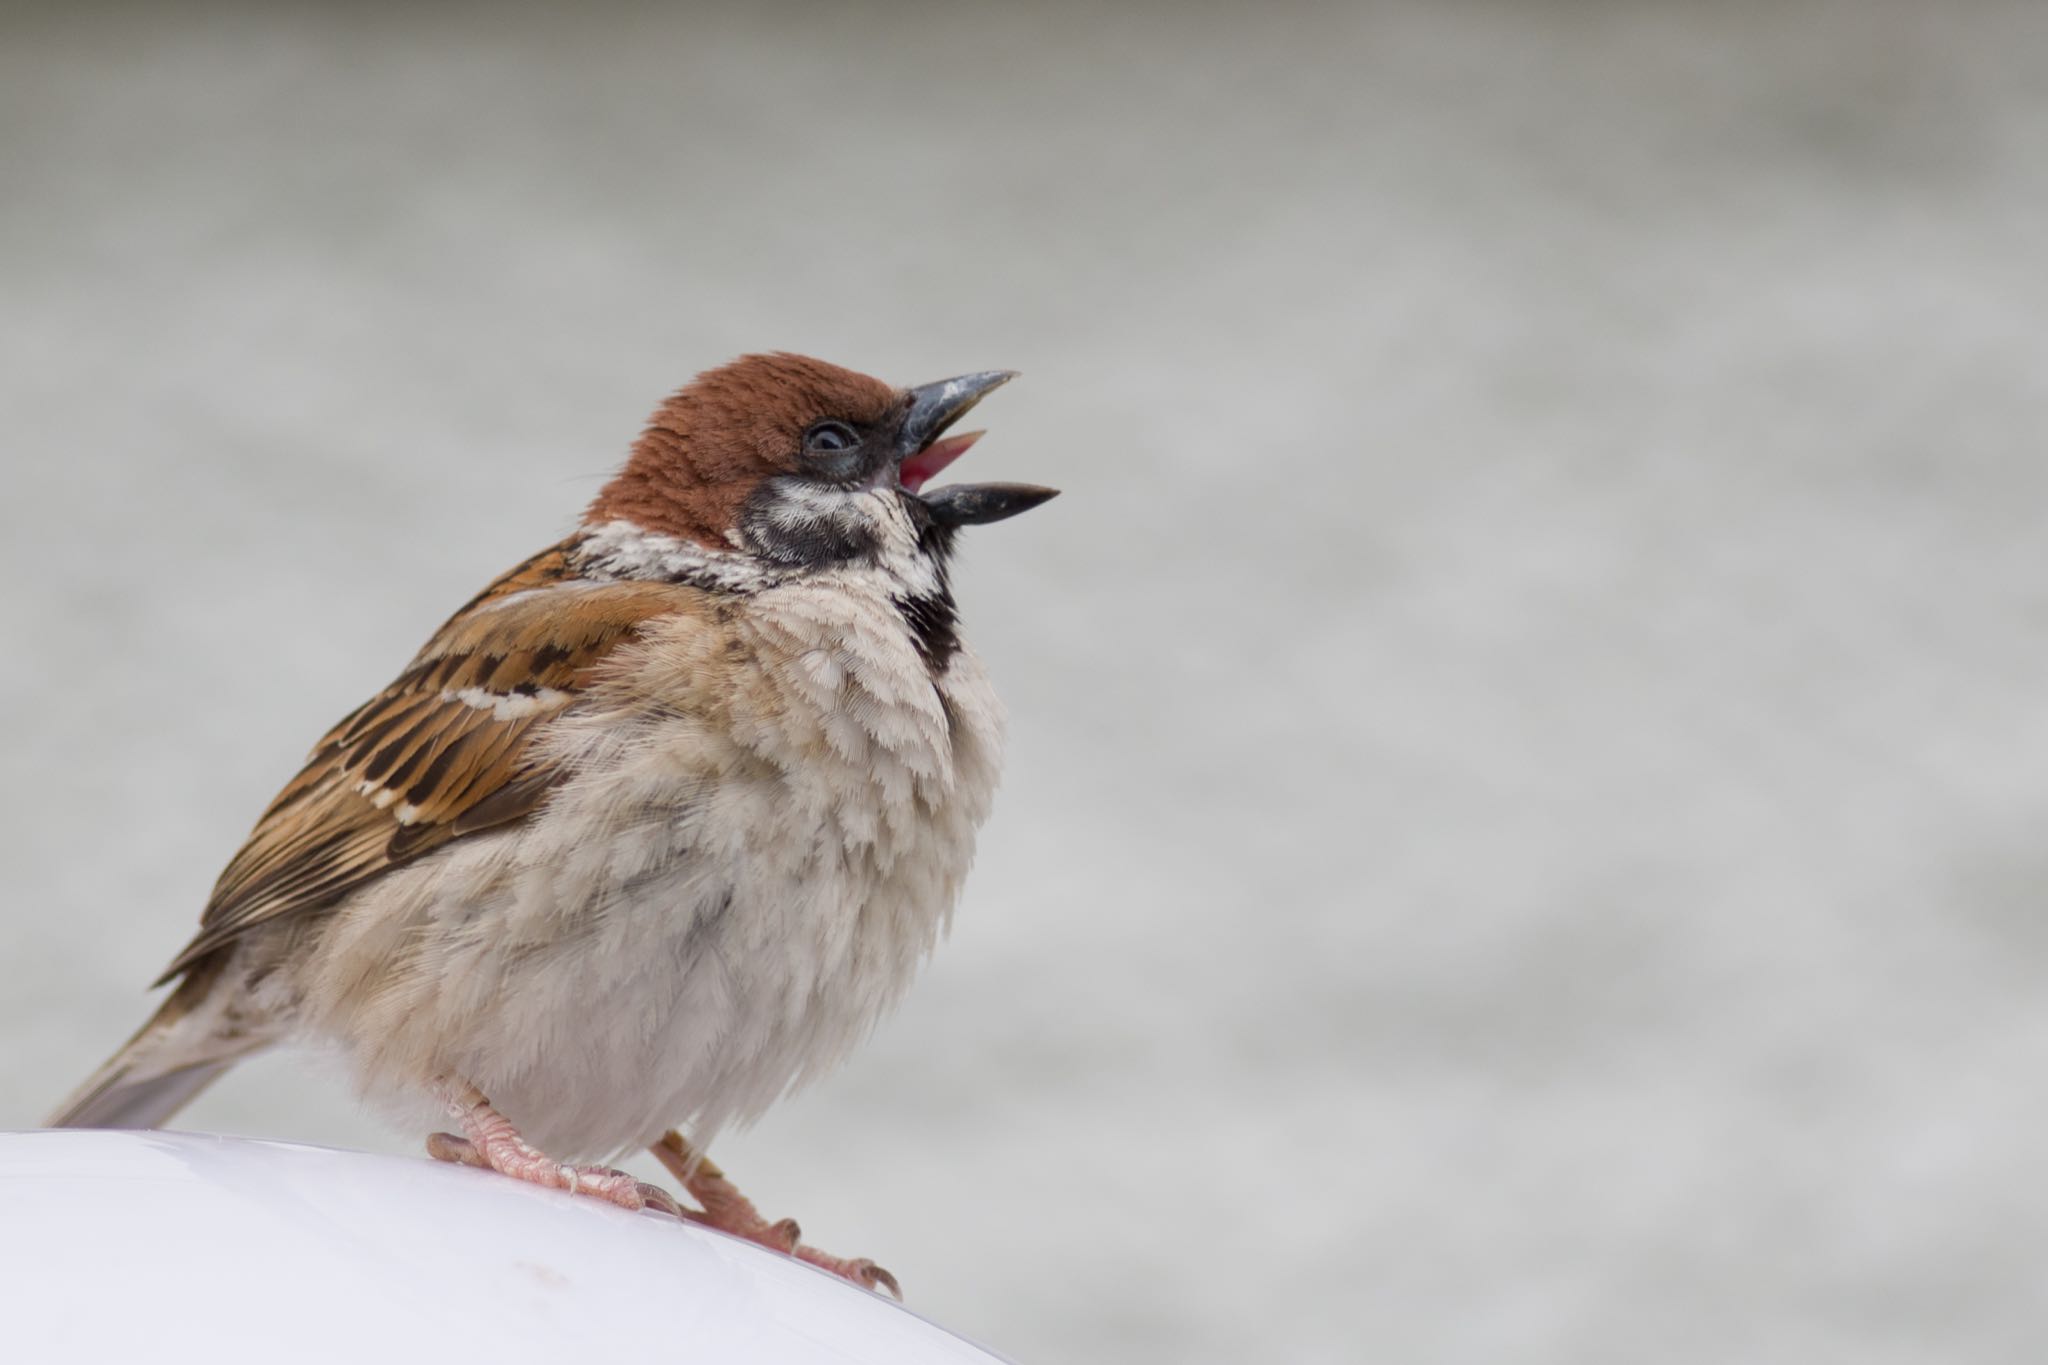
top-left (805, 422), bottom-right (858, 456)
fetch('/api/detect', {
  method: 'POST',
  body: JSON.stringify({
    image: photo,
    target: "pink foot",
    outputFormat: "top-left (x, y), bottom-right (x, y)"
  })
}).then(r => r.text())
top-left (792, 1244), bottom-right (901, 1298)
top-left (429, 1086), bottom-right (684, 1220)
top-left (650, 1130), bottom-right (901, 1298)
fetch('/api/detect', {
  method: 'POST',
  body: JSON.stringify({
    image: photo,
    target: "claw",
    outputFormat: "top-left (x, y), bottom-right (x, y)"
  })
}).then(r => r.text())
top-left (805, 1255), bottom-right (899, 1300)
top-left (433, 1083), bottom-right (688, 1222)
top-left (633, 1181), bottom-right (687, 1220)
top-left (647, 1129), bottom-right (904, 1296)
top-left (426, 1132), bottom-right (486, 1168)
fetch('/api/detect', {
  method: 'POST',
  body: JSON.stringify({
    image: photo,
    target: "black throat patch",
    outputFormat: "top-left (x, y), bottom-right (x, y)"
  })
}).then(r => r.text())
top-left (893, 587), bottom-right (961, 673)
top-left (896, 513), bottom-right (962, 673)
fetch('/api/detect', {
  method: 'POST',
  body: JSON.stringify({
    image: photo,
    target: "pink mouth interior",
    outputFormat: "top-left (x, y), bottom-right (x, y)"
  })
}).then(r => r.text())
top-left (899, 430), bottom-right (983, 494)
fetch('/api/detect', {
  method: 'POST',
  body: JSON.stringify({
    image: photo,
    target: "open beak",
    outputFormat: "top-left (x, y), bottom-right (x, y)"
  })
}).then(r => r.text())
top-left (897, 370), bottom-right (1059, 527)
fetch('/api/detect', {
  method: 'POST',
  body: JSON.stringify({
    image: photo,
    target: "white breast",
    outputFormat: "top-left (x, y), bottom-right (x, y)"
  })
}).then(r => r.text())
top-left (304, 569), bottom-right (1005, 1160)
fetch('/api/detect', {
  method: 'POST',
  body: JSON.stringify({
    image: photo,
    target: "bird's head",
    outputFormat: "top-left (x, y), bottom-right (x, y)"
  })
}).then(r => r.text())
top-left (584, 353), bottom-right (1055, 575)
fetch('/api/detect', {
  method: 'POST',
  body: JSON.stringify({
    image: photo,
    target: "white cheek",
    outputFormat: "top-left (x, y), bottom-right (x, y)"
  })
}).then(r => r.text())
top-left (759, 480), bottom-right (860, 533)
top-left (576, 493), bottom-right (938, 599)
top-left (574, 519), bottom-right (779, 590)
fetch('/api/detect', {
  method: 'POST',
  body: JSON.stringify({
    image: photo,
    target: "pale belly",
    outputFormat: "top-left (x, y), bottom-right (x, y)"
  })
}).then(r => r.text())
top-left (296, 645), bottom-right (1004, 1160)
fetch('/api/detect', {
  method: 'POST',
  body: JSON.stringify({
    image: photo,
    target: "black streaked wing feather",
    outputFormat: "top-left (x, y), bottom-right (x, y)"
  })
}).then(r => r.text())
top-left (156, 563), bottom-right (697, 983)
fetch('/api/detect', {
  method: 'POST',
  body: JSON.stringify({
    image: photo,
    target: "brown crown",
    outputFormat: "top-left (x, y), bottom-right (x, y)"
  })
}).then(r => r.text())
top-left (586, 353), bottom-right (899, 547)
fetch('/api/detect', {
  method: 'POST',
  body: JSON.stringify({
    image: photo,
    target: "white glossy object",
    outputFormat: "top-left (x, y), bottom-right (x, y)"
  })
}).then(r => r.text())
top-left (0, 1130), bottom-right (1006, 1365)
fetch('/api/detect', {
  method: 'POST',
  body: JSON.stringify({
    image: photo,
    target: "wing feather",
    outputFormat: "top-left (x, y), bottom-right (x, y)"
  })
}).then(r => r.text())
top-left (157, 552), bottom-right (698, 983)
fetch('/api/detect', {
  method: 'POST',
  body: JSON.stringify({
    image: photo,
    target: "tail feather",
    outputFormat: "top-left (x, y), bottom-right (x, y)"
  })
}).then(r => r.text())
top-left (48, 954), bottom-right (265, 1130)
top-left (49, 1056), bottom-right (236, 1129)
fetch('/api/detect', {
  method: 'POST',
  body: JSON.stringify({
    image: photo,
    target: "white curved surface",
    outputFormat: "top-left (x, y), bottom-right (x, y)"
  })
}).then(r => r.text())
top-left (0, 1130), bottom-right (1006, 1365)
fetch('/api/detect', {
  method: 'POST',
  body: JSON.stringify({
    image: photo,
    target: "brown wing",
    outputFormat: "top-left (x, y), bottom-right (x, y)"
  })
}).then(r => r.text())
top-left (156, 549), bottom-right (696, 983)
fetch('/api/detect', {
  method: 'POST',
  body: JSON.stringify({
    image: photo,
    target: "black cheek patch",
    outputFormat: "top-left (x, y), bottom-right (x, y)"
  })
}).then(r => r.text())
top-left (738, 480), bottom-right (882, 567)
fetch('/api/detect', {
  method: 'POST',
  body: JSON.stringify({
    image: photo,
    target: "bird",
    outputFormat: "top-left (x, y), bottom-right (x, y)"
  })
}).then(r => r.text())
top-left (48, 352), bottom-right (1056, 1296)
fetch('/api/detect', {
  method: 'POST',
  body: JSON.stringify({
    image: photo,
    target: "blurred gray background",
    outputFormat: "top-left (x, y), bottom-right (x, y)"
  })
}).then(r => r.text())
top-left (6, 1), bottom-right (2048, 1360)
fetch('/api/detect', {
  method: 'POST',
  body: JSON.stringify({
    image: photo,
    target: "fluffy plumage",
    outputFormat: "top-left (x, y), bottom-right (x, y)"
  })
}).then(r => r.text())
top-left (49, 353), bottom-right (1053, 1293)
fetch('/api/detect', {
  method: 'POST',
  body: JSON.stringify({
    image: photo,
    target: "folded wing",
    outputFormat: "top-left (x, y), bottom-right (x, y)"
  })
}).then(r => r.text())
top-left (159, 553), bottom-right (697, 982)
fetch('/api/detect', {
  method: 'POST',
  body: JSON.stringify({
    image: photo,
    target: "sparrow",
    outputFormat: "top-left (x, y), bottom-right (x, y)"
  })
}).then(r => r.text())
top-left (48, 352), bottom-right (1056, 1296)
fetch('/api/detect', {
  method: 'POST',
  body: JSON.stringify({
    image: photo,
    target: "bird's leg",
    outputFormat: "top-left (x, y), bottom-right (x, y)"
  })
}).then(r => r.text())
top-left (650, 1129), bottom-right (901, 1298)
top-left (649, 1131), bottom-right (799, 1250)
top-left (426, 1082), bottom-right (684, 1220)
